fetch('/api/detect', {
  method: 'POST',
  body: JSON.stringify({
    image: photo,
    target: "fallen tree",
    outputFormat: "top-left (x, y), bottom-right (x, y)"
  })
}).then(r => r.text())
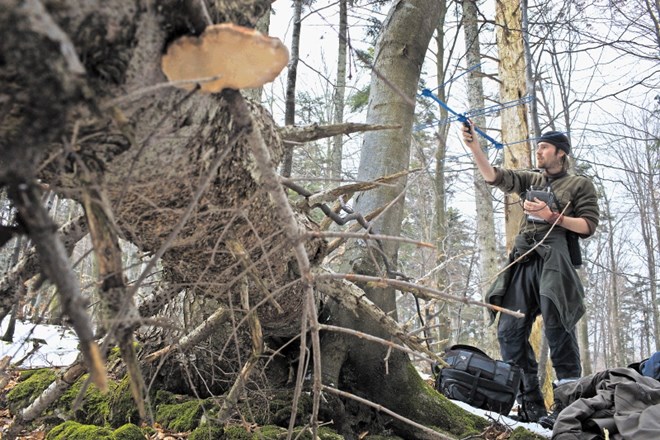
top-left (0, 1), bottom-right (531, 439)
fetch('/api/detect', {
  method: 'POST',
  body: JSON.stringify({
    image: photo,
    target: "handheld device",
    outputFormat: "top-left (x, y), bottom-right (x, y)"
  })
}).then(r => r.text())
top-left (525, 187), bottom-right (555, 223)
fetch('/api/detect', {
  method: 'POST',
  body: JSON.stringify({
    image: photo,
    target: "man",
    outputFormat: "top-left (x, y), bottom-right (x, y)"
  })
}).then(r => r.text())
top-left (461, 122), bottom-right (600, 424)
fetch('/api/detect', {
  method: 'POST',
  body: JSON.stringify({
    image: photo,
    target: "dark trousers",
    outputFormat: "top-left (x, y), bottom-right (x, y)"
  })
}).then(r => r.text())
top-left (497, 253), bottom-right (581, 402)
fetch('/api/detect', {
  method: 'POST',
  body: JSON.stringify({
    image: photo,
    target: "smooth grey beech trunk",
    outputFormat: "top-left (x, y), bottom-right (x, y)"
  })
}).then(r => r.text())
top-left (319, 2), bottom-right (486, 439)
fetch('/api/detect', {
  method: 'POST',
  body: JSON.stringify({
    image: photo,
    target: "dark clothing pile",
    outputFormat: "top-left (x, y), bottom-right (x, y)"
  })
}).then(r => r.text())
top-left (552, 367), bottom-right (660, 440)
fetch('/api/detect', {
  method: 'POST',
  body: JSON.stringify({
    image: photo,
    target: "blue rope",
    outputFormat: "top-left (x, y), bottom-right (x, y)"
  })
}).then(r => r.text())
top-left (421, 88), bottom-right (504, 150)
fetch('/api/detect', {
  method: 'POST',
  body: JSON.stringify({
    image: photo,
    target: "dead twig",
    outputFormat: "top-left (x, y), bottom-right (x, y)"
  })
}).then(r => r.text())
top-left (217, 278), bottom-right (263, 422)
top-left (278, 122), bottom-right (400, 144)
top-left (5, 359), bottom-right (87, 440)
top-left (227, 239), bottom-right (284, 314)
top-left (319, 324), bottom-right (436, 364)
top-left (316, 268), bottom-right (446, 366)
top-left (306, 231), bottom-right (434, 248)
top-left (9, 182), bottom-right (106, 391)
top-left (316, 272), bottom-right (525, 319)
top-left (322, 385), bottom-right (454, 440)
top-left (222, 88), bottom-right (322, 440)
top-left (143, 306), bottom-right (230, 363)
top-left (0, 215), bottom-right (88, 320)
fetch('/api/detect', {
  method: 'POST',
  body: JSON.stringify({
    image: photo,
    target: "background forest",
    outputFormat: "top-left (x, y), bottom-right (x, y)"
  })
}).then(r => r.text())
top-left (261, 0), bottom-right (660, 371)
top-left (0, 0), bottom-right (658, 439)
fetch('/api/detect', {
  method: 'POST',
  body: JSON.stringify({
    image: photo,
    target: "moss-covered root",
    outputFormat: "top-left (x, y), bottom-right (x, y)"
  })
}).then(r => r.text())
top-left (508, 426), bottom-right (548, 440)
top-left (189, 424), bottom-right (225, 440)
top-left (6, 368), bottom-right (57, 414)
top-left (113, 423), bottom-right (146, 440)
top-left (46, 421), bottom-right (147, 439)
top-left (189, 424), bottom-right (346, 440)
top-left (59, 374), bottom-right (116, 426)
top-left (155, 398), bottom-right (209, 432)
top-left (390, 364), bottom-right (488, 438)
top-left (108, 376), bottom-right (141, 428)
top-left (46, 420), bottom-right (114, 440)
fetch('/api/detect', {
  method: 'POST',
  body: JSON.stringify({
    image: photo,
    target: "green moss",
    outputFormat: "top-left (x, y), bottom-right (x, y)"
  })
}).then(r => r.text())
top-left (59, 374), bottom-right (114, 426)
top-left (107, 346), bottom-right (122, 365)
top-left (108, 376), bottom-right (140, 428)
top-left (251, 425), bottom-right (286, 439)
top-left (6, 368), bottom-right (57, 414)
top-left (189, 424), bottom-right (225, 440)
top-left (46, 420), bottom-right (114, 440)
top-left (154, 389), bottom-right (176, 405)
top-left (156, 398), bottom-right (206, 432)
top-left (223, 425), bottom-right (252, 439)
top-left (113, 423), bottom-right (145, 440)
top-left (508, 426), bottom-right (546, 440)
top-left (394, 363), bottom-right (486, 438)
top-left (291, 426), bottom-right (344, 439)
top-left (270, 390), bottom-right (313, 426)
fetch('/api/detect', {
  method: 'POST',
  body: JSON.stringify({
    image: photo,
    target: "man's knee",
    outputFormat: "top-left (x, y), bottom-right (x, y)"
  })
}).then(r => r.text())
top-left (545, 325), bottom-right (581, 378)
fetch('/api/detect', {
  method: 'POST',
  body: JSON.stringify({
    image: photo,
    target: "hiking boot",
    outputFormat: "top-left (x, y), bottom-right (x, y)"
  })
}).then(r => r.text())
top-left (538, 400), bottom-right (566, 429)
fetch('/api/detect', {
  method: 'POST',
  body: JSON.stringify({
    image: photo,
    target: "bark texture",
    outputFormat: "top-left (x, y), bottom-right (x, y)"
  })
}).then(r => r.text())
top-left (495, 0), bottom-right (532, 251)
top-left (462, 0), bottom-right (500, 352)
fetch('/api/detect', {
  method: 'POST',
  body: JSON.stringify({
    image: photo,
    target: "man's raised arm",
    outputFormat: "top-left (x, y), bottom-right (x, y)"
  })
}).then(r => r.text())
top-left (461, 121), bottom-right (497, 183)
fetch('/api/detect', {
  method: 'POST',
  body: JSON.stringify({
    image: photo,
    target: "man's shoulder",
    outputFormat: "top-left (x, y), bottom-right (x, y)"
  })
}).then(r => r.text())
top-left (559, 173), bottom-right (594, 186)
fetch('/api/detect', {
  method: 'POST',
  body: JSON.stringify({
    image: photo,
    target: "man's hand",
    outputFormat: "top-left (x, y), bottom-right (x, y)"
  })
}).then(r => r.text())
top-left (523, 197), bottom-right (553, 221)
top-left (461, 120), bottom-right (497, 182)
top-left (461, 121), bottom-right (480, 151)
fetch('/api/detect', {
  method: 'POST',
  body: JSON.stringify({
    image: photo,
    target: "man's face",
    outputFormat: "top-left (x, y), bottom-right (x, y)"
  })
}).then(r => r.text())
top-left (536, 142), bottom-right (564, 169)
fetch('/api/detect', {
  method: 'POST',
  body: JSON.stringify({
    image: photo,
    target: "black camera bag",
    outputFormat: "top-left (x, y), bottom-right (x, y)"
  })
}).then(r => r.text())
top-left (434, 344), bottom-right (522, 415)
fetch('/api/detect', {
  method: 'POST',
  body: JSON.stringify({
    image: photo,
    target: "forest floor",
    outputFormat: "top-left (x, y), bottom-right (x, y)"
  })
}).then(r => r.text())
top-left (1, 320), bottom-right (552, 439)
top-left (0, 369), bottom-right (188, 439)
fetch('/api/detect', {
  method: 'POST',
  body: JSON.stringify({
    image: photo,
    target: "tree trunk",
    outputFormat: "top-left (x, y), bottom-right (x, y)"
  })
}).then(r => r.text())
top-left (495, 0), bottom-right (531, 252)
top-left (281, 0), bottom-right (303, 178)
top-left (602, 193), bottom-right (625, 367)
top-left (433, 0), bottom-right (451, 348)
top-left (462, 0), bottom-right (499, 353)
top-left (243, 7), bottom-right (272, 102)
top-left (329, 0), bottom-right (348, 181)
top-left (521, 0), bottom-right (541, 140)
top-left (321, 1), bottom-right (488, 437)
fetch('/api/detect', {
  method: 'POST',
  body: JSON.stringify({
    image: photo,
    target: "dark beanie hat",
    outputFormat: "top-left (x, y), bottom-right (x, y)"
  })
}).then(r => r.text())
top-left (538, 131), bottom-right (571, 155)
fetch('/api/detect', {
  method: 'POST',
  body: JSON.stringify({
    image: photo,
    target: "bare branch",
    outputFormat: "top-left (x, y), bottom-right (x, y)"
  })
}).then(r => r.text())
top-left (319, 324), bottom-right (436, 364)
top-left (315, 268), bottom-right (446, 365)
top-left (217, 278), bottom-right (263, 422)
top-left (9, 183), bottom-right (106, 391)
top-left (317, 271), bottom-right (525, 319)
top-left (0, 215), bottom-right (88, 318)
top-left (306, 231), bottom-right (434, 249)
top-left (144, 306), bottom-right (230, 363)
top-left (279, 122), bottom-right (400, 144)
top-left (322, 385), bottom-right (454, 440)
top-left (81, 182), bottom-right (148, 422)
top-left (6, 360), bottom-right (87, 439)
top-left (222, 88), bottom-right (323, 438)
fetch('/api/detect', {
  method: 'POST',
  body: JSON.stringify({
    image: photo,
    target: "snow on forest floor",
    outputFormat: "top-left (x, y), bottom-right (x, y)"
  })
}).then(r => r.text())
top-left (1, 320), bottom-right (552, 438)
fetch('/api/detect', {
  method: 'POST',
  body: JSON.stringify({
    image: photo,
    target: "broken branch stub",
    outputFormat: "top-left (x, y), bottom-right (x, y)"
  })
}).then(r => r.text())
top-left (161, 23), bottom-right (289, 93)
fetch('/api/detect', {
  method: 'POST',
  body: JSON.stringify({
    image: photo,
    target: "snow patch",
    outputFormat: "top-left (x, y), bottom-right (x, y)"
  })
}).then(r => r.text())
top-left (1, 320), bottom-right (79, 368)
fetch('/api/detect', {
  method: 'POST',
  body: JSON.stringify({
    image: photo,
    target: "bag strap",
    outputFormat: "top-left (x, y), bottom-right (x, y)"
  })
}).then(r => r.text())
top-left (448, 344), bottom-right (491, 359)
